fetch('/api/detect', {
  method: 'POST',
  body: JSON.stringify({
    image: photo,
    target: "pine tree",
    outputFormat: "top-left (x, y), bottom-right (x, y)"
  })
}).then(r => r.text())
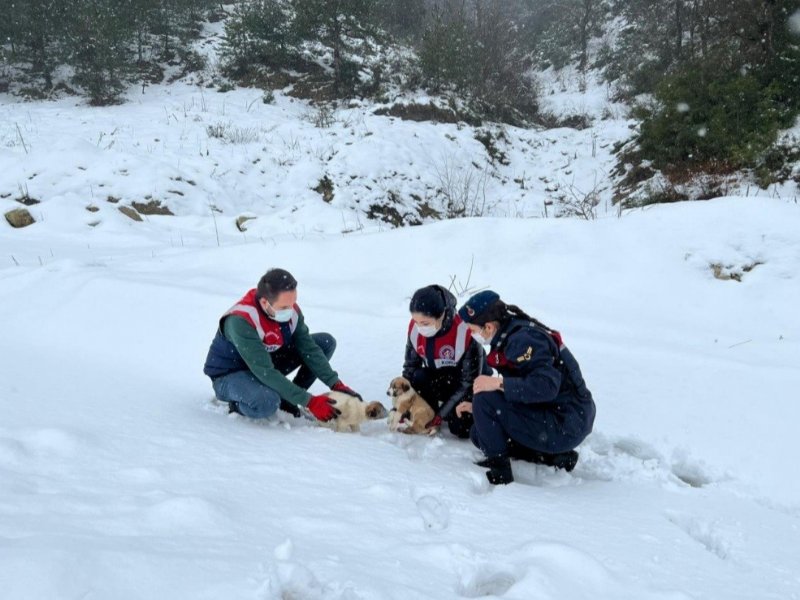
top-left (221, 0), bottom-right (294, 76)
top-left (3, 0), bottom-right (69, 90)
top-left (374, 0), bottom-right (426, 41)
top-left (419, 7), bottom-right (474, 92)
top-left (419, 1), bottom-right (536, 124)
top-left (292, 0), bottom-right (375, 95)
top-left (67, 0), bottom-right (135, 105)
top-left (630, 0), bottom-right (800, 175)
top-left (525, 0), bottom-right (609, 74)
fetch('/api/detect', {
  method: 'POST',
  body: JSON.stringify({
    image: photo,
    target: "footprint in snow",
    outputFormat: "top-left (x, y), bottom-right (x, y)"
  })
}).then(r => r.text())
top-left (416, 494), bottom-right (450, 531)
top-left (581, 433), bottom-right (715, 488)
top-left (665, 510), bottom-right (735, 560)
top-left (262, 539), bottom-right (365, 600)
top-left (456, 565), bottom-right (518, 598)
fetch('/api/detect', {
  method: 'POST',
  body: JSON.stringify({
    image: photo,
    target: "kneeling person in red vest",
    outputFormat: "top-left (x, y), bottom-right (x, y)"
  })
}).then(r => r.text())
top-left (401, 284), bottom-right (492, 437)
top-left (203, 268), bottom-right (362, 421)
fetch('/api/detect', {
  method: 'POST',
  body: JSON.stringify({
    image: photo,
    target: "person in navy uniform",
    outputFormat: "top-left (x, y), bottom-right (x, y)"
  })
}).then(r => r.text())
top-left (455, 290), bottom-right (596, 484)
top-left (402, 285), bottom-right (492, 437)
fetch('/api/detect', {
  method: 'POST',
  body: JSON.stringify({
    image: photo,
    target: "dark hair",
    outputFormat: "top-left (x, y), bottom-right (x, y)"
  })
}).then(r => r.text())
top-left (257, 268), bottom-right (297, 303)
top-left (409, 285), bottom-right (447, 318)
top-left (470, 299), bottom-right (535, 327)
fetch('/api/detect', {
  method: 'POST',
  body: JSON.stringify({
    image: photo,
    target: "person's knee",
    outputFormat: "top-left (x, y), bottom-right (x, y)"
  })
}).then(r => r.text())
top-left (409, 368), bottom-right (427, 392)
top-left (239, 388), bottom-right (280, 419)
top-left (312, 332), bottom-right (336, 359)
top-left (213, 372), bottom-right (280, 419)
top-left (472, 391), bottom-right (504, 419)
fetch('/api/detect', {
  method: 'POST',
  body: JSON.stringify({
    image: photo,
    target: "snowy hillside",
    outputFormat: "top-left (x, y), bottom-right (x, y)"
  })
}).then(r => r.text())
top-left (0, 11), bottom-right (635, 240)
top-left (0, 76), bottom-right (634, 246)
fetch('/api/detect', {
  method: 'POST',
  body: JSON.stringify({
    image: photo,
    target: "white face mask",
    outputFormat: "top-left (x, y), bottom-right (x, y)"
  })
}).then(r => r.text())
top-left (270, 306), bottom-right (294, 323)
top-left (417, 324), bottom-right (440, 338)
top-left (472, 333), bottom-right (490, 345)
top-left (472, 325), bottom-right (493, 345)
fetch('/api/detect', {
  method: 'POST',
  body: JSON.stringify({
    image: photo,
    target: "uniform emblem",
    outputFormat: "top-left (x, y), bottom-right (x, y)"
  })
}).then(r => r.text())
top-left (516, 346), bottom-right (533, 363)
top-left (439, 345), bottom-right (455, 360)
top-left (264, 331), bottom-right (281, 353)
top-left (466, 305), bottom-right (475, 316)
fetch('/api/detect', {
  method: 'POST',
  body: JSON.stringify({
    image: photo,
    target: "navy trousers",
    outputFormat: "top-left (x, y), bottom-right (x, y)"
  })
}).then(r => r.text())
top-left (470, 390), bottom-right (594, 457)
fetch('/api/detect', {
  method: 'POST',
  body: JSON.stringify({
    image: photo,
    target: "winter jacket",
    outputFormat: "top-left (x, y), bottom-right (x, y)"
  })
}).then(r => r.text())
top-left (487, 318), bottom-right (595, 432)
top-left (203, 289), bottom-right (339, 406)
top-left (402, 286), bottom-right (488, 413)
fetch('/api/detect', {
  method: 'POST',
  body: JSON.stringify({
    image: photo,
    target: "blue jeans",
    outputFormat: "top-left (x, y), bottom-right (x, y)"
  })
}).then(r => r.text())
top-left (212, 370), bottom-right (281, 419)
top-left (212, 332), bottom-right (336, 419)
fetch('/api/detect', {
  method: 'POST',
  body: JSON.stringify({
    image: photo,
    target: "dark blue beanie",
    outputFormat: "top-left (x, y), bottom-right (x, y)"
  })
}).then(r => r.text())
top-left (458, 290), bottom-right (500, 324)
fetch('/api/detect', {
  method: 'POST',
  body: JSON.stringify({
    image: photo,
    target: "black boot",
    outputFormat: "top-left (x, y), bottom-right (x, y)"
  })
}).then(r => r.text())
top-left (547, 450), bottom-right (579, 472)
top-left (483, 456), bottom-right (513, 485)
top-left (509, 443), bottom-right (579, 472)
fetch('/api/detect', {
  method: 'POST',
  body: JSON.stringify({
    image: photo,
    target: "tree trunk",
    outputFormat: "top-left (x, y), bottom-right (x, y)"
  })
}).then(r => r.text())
top-left (759, 0), bottom-right (776, 66)
top-left (579, 0), bottom-right (593, 73)
top-left (31, 33), bottom-right (53, 89)
top-left (138, 28), bottom-right (144, 63)
top-left (332, 14), bottom-right (342, 95)
top-left (674, 0), bottom-right (683, 61)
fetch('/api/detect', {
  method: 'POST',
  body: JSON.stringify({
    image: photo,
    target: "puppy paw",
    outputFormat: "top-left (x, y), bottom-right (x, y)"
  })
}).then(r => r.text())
top-left (387, 411), bottom-right (401, 432)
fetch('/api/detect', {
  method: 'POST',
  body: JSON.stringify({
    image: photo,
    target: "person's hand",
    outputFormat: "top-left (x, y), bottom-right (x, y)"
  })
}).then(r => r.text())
top-left (455, 401), bottom-right (473, 417)
top-left (307, 394), bottom-right (341, 422)
top-left (332, 381), bottom-right (363, 401)
top-left (473, 375), bottom-right (503, 394)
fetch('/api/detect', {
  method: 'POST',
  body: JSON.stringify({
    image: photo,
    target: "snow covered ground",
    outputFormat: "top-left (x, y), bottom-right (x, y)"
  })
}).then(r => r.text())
top-left (2, 64), bottom-right (800, 598)
top-left (2, 191), bottom-right (800, 599)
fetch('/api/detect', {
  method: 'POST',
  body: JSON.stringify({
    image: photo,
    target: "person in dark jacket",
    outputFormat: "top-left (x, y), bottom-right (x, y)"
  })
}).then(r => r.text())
top-left (203, 268), bottom-right (362, 421)
top-left (401, 285), bottom-right (491, 438)
top-left (455, 290), bottom-right (596, 485)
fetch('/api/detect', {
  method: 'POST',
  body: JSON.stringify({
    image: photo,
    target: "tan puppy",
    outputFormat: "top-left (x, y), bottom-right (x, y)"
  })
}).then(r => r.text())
top-left (386, 376), bottom-right (436, 435)
top-left (323, 391), bottom-right (388, 433)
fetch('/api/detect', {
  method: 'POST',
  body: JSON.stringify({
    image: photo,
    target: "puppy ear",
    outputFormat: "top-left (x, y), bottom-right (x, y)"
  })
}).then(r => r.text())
top-left (365, 402), bottom-right (386, 419)
top-left (399, 380), bottom-right (410, 392)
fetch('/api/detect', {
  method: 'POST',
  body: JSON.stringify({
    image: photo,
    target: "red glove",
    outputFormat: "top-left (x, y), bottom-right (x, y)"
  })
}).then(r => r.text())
top-left (307, 394), bottom-right (340, 422)
top-left (425, 415), bottom-right (443, 430)
top-left (332, 381), bottom-right (363, 401)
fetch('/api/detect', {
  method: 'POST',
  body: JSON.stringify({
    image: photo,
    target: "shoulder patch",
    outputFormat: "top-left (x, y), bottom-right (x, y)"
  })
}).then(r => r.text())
top-left (505, 328), bottom-right (549, 365)
top-left (516, 346), bottom-right (533, 362)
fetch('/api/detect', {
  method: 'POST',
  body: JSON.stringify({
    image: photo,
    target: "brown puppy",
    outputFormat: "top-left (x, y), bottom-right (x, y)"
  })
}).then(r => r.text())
top-left (386, 376), bottom-right (436, 435)
top-left (323, 391), bottom-right (388, 433)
